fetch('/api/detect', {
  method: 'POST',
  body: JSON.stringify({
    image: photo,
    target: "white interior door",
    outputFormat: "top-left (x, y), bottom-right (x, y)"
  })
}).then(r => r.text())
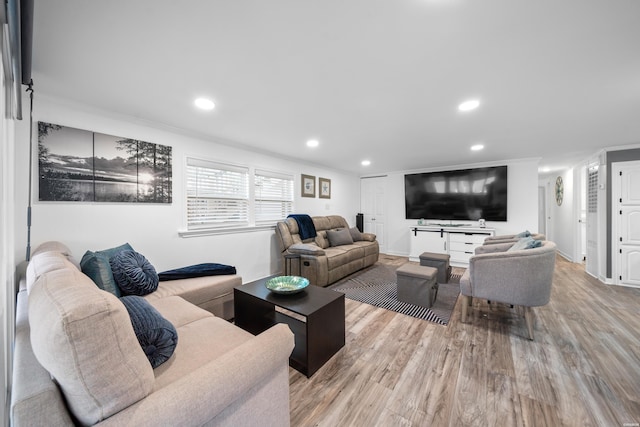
top-left (360, 176), bottom-right (387, 254)
top-left (613, 160), bottom-right (640, 287)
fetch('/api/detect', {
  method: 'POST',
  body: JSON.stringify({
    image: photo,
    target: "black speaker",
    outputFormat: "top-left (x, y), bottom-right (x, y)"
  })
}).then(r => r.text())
top-left (356, 213), bottom-right (364, 232)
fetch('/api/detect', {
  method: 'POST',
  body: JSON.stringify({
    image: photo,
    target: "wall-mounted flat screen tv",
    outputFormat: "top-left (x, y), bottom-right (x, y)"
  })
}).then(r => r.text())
top-left (405, 165), bottom-right (508, 221)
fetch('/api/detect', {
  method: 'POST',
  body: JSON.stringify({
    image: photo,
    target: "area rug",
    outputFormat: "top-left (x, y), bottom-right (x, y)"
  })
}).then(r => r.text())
top-left (329, 261), bottom-right (463, 326)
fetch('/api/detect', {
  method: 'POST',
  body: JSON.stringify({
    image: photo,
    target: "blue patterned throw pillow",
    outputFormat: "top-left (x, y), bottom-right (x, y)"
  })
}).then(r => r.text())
top-left (120, 296), bottom-right (178, 368)
top-left (110, 250), bottom-right (159, 296)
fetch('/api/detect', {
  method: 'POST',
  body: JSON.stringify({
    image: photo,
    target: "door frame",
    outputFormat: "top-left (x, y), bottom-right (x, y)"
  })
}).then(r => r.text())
top-left (611, 160), bottom-right (640, 286)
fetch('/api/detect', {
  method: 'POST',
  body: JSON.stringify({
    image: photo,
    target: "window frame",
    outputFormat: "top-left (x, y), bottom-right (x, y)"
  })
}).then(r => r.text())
top-left (181, 157), bottom-right (294, 236)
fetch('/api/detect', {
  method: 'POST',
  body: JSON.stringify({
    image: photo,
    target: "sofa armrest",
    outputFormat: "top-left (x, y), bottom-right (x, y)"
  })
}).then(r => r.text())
top-left (99, 323), bottom-right (294, 426)
top-left (288, 243), bottom-right (325, 256)
top-left (362, 233), bottom-right (376, 242)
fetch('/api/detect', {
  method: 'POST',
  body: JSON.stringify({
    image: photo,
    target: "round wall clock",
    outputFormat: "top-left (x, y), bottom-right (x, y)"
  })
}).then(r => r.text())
top-left (555, 176), bottom-right (564, 206)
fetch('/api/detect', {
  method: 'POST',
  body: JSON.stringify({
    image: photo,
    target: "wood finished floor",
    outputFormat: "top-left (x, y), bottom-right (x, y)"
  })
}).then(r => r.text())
top-left (288, 255), bottom-right (640, 426)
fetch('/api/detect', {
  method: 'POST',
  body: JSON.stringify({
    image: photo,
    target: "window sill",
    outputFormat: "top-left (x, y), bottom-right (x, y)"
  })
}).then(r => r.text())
top-left (179, 224), bottom-right (276, 238)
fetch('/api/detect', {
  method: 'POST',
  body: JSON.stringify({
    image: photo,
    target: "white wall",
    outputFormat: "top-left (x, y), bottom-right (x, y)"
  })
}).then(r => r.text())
top-left (375, 158), bottom-right (541, 257)
top-left (553, 169), bottom-right (576, 260)
top-left (539, 168), bottom-right (577, 261)
top-left (12, 95), bottom-right (360, 282)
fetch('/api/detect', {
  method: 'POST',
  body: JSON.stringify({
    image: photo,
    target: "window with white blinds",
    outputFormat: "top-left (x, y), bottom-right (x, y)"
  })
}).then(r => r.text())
top-left (185, 158), bottom-right (294, 230)
top-left (186, 158), bottom-right (249, 228)
top-left (254, 169), bottom-right (294, 224)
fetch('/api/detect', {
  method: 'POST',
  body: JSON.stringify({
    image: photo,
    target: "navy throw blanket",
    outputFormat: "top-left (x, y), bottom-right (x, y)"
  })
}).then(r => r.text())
top-left (158, 263), bottom-right (237, 281)
top-left (288, 214), bottom-right (317, 240)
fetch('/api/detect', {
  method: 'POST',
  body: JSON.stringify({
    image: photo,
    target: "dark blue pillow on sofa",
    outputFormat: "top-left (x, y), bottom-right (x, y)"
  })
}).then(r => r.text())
top-left (120, 296), bottom-right (178, 368)
top-left (110, 250), bottom-right (159, 296)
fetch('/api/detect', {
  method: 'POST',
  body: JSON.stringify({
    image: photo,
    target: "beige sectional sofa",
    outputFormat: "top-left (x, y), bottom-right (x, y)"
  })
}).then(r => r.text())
top-left (275, 215), bottom-right (379, 287)
top-left (11, 241), bottom-right (294, 426)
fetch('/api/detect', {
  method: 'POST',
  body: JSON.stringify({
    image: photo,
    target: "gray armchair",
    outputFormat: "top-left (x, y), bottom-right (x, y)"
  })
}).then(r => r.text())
top-left (459, 240), bottom-right (556, 340)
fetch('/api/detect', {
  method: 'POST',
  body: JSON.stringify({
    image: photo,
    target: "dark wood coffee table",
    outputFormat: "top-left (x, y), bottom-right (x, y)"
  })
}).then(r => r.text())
top-left (234, 277), bottom-right (345, 377)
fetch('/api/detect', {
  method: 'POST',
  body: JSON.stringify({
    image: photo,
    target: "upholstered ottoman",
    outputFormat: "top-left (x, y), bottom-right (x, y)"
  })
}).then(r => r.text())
top-left (396, 263), bottom-right (438, 308)
top-left (419, 252), bottom-right (451, 284)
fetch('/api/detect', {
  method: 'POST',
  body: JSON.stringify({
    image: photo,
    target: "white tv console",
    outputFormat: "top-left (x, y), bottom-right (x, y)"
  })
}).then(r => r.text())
top-left (409, 225), bottom-right (496, 267)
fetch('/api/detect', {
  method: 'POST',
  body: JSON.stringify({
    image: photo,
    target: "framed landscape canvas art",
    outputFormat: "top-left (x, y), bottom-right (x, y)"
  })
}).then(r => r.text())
top-left (38, 122), bottom-right (172, 203)
top-left (301, 174), bottom-right (315, 197)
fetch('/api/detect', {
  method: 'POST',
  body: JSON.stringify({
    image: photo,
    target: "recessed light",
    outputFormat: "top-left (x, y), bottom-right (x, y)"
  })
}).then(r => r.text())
top-left (458, 99), bottom-right (480, 112)
top-left (194, 97), bottom-right (215, 111)
top-left (361, 160), bottom-right (371, 166)
top-left (306, 139), bottom-right (319, 148)
top-left (470, 144), bottom-right (484, 151)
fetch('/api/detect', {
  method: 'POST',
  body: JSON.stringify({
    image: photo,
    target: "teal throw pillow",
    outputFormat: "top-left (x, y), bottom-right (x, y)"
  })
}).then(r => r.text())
top-left (120, 296), bottom-right (178, 368)
top-left (80, 243), bottom-right (133, 297)
top-left (507, 237), bottom-right (534, 252)
top-left (515, 230), bottom-right (531, 238)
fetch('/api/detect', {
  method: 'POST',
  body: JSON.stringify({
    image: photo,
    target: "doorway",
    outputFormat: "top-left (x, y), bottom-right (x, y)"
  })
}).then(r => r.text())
top-left (360, 176), bottom-right (387, 254)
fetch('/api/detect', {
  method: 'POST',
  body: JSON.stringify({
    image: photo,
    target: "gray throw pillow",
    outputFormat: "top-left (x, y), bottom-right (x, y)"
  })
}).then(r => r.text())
top-left (508, 237), bottom-right (537, 252)
top-left (349, 227), bottom-right (363, 242)
top-left (326, 228), bottom-right (354, 247)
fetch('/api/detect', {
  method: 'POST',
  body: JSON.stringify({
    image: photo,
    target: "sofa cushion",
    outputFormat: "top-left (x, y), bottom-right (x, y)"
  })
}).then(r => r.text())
top-left (325, 246), bottom-right (365, 270)
top-left (28, 267), bottom-right (154, 425)
top-left (111, 250), bottom-right (159, 296)
top-left (80, 243), bottom-right (133, 296)
top-left (120, 296), bottom-right (178, 368)
top-left (145, 273), bottom-right (241, 307)
top-left (147, 295), bottom-right (213, 328)
top-left (327, 228), bottom-right (354, 247)
top-left (152, 316), bottom-right (254, 391)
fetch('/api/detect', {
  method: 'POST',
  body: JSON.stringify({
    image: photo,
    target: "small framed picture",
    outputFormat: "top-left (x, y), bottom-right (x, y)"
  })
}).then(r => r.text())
top-left (301, 174), bottom-right (316, 197)
top-left (319, 177), bottom-right (331, 199)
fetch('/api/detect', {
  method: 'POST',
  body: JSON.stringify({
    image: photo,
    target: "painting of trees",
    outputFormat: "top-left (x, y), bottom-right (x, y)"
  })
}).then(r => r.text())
top-left (38, 121), bottom-right (172, 203)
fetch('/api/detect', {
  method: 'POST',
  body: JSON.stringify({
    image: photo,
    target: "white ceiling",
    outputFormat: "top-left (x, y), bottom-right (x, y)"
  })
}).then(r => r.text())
top-left (31, 0), bottom-right (640, 176)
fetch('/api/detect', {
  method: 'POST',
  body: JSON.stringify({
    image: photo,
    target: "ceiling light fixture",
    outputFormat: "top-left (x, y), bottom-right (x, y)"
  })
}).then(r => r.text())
top-left (194, 97), bottom-right (215, 111)
top-left (361, 160), bottom-right (371, 166)
top-left (470, 144), bottom-right (484, 151)
top-left (458, 99), bottom-right (480, 112)
top-left (306, 139), bottom-right (319, 148)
